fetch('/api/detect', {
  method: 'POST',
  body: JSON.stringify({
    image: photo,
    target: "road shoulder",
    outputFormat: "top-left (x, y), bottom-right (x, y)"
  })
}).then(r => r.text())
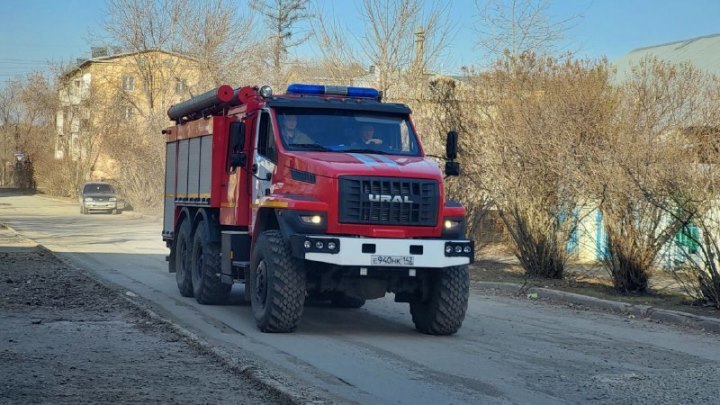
top-left (0, 225), bottom-right (303, 404)
top-left (472, 280), bottom-right (720, 334)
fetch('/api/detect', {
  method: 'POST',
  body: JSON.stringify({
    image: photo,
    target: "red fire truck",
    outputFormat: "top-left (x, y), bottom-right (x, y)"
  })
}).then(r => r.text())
top-left (163, 83), bottom-right (473, 334)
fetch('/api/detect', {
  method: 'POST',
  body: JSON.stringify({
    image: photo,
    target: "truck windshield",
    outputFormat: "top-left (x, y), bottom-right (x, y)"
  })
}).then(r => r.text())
top-left (275, 108), bottom-right (422, 156)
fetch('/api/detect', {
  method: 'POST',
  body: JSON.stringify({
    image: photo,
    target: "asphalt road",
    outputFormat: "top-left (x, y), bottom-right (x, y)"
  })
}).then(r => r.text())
top-left (2, 191), bottom-right (720, 404)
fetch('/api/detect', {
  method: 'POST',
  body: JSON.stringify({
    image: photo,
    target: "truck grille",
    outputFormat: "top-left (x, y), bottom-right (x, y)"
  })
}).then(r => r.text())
top-left (339, 176), bottom-right (438, 226)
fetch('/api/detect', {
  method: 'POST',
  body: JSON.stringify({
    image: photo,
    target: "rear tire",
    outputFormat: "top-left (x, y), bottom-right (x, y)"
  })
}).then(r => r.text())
top-left (410, 266), bottom-right (469, 335)
top-left (250, 230), bottom-right (306, 332)
top-left (190, 220), bottom-right (231, 304)
top-left (174, 219), bottom-right (194, 297)
top-left (330, 293), bottom-right (366, 309)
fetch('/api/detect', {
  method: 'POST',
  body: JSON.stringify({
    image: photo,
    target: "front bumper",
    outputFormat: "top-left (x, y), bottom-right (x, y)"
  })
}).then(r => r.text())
top-left (85, 202), bottom-right (117, 210)
top-left (290, 235), bottom-right (473, 268)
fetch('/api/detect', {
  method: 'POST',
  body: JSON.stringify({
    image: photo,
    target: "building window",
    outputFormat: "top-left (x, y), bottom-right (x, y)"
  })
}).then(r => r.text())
top-left (175, 79), bottom-right (188, 94)
top-left (122, 75), bottom-right (135, 91)
top-left (71, 79), bottom-right (82, 98)
top-left (124, 106), bottom-right (133, 119)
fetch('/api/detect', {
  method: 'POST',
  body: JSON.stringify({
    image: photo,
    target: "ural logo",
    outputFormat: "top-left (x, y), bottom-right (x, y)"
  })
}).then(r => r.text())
top-left (368, 194), bottom-right (414, 203)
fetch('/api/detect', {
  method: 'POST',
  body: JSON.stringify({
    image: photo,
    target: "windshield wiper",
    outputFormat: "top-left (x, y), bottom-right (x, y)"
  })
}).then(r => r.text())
top-left (341, 148), bottom-right (390, 155)
top-left (288, 143), bottom-right (332, 152)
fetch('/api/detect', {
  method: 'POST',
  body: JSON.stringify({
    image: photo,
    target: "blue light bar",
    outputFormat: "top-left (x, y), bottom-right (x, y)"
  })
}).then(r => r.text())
top-left (347, 87), bottom-right (380, 99)
top-left (286, 83), bottom-right (380, 100)
top-left (287, 84), bottom-right (325, 95)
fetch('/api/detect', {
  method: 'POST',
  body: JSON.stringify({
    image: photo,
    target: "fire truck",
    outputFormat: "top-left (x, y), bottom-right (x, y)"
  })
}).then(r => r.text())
top-left (162, 83), bottom-right (473, 334)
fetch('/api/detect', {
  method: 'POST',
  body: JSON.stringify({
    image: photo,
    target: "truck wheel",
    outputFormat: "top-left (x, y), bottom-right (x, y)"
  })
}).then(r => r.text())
top-left (250, 230), bottom-right (306, 332)
top-left (174, 219), bottom-right (194, 297)
top-left (330, 293), bottom-right (366, 309)
top-left (410, 266), bottom-right (469, 335)
top-left (191, 220), bottom-right (231, 305)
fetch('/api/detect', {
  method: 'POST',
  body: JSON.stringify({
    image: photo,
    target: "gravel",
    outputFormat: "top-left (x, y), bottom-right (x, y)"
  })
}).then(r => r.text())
top-left (0, 241), bottom-right (281, 404)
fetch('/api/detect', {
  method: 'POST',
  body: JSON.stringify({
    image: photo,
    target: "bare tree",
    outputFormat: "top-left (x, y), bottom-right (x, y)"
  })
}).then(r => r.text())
top-left (414, 76), bottom-right (494, 245)
top-left (91, 0), bottom-right (261, 212)
top-left (0, 74), bottom-right (57, 189)
top-left (471, 53), bottom-right (614, 278)
top-left (355, 0), bottom-right (452, 98)
top-left (181, 0), bottom-right (258, 88)
top-left (251, 0), bottom-right (311, 90)
top-left (660, 128), bottom-right (720, 307)
top-left (591, 57), bottom-right (707, 292)
top-left (630, 75), bottom-right (720, 303)
top-left (0, 81), bottom-right (22, 185)
top-left (309, 2), bottom-right (365, 84)
top-left (474, 0), bottom-right (579, 67)
top-left (103, 0), bottom-right (189, 111)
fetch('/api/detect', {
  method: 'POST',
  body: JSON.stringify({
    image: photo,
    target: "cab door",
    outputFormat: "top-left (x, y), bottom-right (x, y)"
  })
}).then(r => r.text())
top-left (251, 109), bottom-right (278, 229)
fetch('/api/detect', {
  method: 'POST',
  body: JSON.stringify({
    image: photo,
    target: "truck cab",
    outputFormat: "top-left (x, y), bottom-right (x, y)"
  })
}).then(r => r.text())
top-left (163, 84), bottom-right (472, 335)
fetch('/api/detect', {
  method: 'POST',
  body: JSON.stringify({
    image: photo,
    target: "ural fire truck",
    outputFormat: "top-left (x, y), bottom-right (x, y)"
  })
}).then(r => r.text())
top-left (162, 83), bottom-right (473, 334)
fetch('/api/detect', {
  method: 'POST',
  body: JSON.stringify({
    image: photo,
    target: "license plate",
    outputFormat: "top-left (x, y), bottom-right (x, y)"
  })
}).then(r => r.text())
top-left (371, 255), bottom-right (414, 266)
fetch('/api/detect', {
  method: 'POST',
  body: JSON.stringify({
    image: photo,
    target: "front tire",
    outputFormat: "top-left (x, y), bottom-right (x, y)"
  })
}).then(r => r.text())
top-left (174, 219), bottom-right (194, 297)
top-left (190, 220), bottom-right (231, 304)
top-left (410, 266), bottom-right (469, 335)
top-left (250, 230), bottom-right (306, 332)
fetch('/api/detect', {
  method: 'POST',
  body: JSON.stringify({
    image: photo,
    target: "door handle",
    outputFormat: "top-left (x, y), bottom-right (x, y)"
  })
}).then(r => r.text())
top-left (251, 163), bottom-right (258, 174)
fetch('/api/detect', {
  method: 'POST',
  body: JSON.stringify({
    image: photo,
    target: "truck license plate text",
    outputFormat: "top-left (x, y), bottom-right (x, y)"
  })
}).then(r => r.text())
top-left (371, 255), bottom-right (414, 266)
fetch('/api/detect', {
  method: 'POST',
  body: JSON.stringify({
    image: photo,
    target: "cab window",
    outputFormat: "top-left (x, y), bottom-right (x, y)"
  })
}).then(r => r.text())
top-left (257, 111), bottom-right (277, 162)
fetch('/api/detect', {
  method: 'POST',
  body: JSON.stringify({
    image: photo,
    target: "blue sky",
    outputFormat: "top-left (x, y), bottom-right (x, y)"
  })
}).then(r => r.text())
top-left (1, 0), bottom-right (719, 83)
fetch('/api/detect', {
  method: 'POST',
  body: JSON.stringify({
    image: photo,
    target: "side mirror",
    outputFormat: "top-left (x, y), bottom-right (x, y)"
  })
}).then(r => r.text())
top-left (446, 131), bottom-right (458, 161)
top-left (445, 161), bottom-right (460, 176)
top-left (230, 122), bottom-right (245, 151)
top-left (228, 122), bottom-right (246, 170)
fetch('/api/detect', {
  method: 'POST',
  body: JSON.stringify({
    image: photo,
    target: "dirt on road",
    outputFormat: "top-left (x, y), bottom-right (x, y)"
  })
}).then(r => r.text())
top-left (0, 226), bottom-right (281, 404)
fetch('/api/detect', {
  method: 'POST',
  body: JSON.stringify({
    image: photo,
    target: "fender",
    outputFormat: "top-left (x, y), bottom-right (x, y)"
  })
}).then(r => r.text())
top-left (193, 208), bottom-right (221, 243)
top-left (252, 195), bottom-right (329, 241)
top-left (175, 207), bottom-right (194, 235)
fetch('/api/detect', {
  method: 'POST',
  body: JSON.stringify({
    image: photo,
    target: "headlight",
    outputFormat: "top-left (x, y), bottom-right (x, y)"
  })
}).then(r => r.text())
top-left (444, 219), bottom-right (461, 229)
top-left (279, 210), bottom-right (327, 234)
top-left (109, 197), bottom-right (117, 202)
top-left (299, 215), bottom-right (322, 225)
top-left (442, 217), bottom-right (465, 238)
top-left (84, 197), bottom-right (93, 202)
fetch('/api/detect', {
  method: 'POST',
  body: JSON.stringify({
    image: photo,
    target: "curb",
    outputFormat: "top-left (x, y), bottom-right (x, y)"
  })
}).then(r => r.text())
top-left (0, 222), bottom-right (314, 405)
top-left (474, 281), bottom-right (720, 334)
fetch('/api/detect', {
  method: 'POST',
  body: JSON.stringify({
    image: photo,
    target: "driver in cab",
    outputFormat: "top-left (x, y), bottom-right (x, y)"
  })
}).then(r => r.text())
top-left (280, 114), bottom-right (314, 145)
top-left (356, 124), bottom-right (382, 145)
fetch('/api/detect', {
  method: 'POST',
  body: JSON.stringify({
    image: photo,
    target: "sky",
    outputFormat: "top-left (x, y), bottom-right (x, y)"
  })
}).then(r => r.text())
top-left (1, 0), bottom-right (719, 84)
